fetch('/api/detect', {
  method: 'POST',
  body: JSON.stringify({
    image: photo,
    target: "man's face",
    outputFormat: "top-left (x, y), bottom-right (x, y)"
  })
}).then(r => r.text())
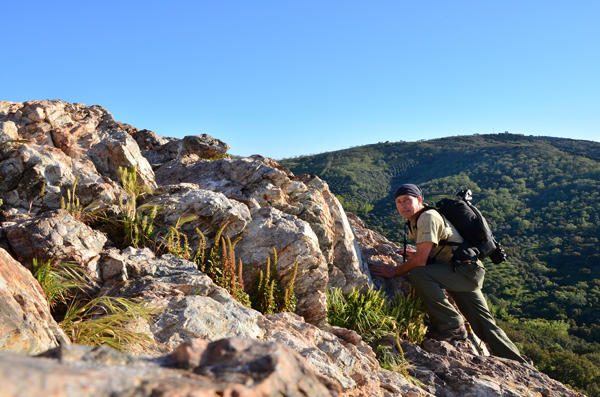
top-left (395, 194), bottom-right (423, 220)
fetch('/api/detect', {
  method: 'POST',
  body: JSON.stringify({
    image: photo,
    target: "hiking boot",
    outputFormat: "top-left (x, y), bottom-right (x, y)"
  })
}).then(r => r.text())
top-left (521, 355), bottom-right (534, 365)
top-left (426, 325), bottom-right (468, 341)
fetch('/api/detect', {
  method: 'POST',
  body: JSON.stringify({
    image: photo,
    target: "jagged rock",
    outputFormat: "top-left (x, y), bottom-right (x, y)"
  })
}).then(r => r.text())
top-left (97, 248), bottom-right (264, 353)
top-left (0, 340), bottom-right (336, 397)
top-left (2, 209), bottom-right (107, 272)
top-left (143, 134), bottom-right (230, 167)
top-left (235, 206), bottom-right (329, 325)
top-left (0, 120), bottom-right (19, 143)
top-left (0, 140), bottom-right (120, 215)
top-left (398, 337), bottom-right (583, 397)
top-left (154, 155), bottom-right (292, 207)
top-left (87, 129), bottom-right (156, 190)
top-left (0, 248), bottom-right (68, 354)
top-left (128, 129), bottom-right (173, 151)
top-left (142, 183), bottom-right (251, 251)
top-left (262, 312), bottom-right (431, 396)
top-left (289, 175), bottom-right (369, 295)
top-left (348, 212), bottom-right (413, 297)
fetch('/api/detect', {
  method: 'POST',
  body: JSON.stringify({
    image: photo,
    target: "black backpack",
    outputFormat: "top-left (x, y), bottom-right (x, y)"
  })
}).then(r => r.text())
top-left (410, 189), bottom-right (507, 265)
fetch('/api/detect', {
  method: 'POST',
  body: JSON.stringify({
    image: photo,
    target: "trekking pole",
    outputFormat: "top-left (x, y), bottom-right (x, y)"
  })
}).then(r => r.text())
top-left (402, 223), bottom-right (409, 262)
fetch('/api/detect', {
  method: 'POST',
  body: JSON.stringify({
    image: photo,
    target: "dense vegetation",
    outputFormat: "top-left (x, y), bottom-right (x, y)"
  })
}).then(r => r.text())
top-left (281, 133), bottom-right (600, 394)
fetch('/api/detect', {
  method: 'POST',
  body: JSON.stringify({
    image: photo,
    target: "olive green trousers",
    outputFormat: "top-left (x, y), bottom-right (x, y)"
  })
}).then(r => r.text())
top-left (409, 261), bottom-right (525, 363)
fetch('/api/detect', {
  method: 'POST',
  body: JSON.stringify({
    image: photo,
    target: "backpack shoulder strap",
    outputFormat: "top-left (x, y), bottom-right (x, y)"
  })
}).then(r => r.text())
top-left (409, 205), bottom-right (437, 229)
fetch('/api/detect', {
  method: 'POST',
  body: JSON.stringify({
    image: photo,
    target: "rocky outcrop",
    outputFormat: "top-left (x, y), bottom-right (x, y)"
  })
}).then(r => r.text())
top-left (153, 155), bottom-right (370, 322)
top-left (0, 248), bottom-right (68, 355)
top-left (0, 99), bottom-right (584, 397)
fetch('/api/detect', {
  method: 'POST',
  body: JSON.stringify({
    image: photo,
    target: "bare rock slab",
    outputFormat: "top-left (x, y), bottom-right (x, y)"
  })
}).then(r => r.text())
top-left (0, 339), bottom-right (336, 397)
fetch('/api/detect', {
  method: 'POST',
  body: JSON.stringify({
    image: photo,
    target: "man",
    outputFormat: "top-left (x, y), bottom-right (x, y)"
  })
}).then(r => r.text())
top-left (371, 183), bottom-right (526, 363)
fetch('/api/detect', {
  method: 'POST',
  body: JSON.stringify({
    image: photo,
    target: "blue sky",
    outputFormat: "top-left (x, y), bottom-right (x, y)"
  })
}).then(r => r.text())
top-left (3, 1), bottom-right (598, 159)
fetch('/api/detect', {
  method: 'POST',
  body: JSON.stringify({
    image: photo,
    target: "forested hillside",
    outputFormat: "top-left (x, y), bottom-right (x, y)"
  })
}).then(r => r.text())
top-left (281, 133), bottom-right (600, 394)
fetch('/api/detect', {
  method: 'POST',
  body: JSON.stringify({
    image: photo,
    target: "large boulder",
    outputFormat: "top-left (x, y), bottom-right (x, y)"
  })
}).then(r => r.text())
top-left (0, 248), bottom-right (68, 355)
top-left (235, 207), bottom-right (329, 325)
top-left (154, 155), bottom-right (292, 208)
top-left (289, 175), bottom-right (369, 294)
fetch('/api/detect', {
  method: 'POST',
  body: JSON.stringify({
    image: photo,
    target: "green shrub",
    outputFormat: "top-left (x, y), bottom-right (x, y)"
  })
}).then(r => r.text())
top-left (327, 287), bottom-right (396, 343)
top-left (389, 291), bottom-right (428, 345)
top-left (327, 287), bottom-right (427, 344)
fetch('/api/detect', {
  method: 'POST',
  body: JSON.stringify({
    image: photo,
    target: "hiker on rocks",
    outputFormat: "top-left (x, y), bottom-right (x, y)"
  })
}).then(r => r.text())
top-left (371, 183), bottom-right (526, 363)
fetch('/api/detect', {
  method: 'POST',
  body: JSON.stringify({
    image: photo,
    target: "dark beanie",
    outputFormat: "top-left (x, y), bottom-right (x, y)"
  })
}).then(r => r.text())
top-left (394, 184), bottom-right (423, 199)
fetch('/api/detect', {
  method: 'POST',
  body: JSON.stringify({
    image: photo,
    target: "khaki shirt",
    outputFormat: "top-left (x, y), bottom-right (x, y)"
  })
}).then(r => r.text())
top-left (409, 209), bottom-right (463, 264)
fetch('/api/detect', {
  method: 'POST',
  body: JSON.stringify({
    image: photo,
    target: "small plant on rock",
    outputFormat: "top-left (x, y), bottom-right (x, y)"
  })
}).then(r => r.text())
top-left (60, 177), bottom-right (102, 223)
top-left (376, 334), bottom-right (424, 388)
top-left (104, 166), bottom-right (159, 249)
top-left (251, 248), bottom-right (298, 315)
top-left (216, 235), bottom-right (251, 307)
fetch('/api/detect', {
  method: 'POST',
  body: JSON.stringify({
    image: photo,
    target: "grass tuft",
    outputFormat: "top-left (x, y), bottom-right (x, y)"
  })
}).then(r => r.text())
top-left (32, 258), bottom-right (88, 310)
top-left (32, 257), bottom-right (160, 353)
top-left (61, 296), bottom-right (159, 354)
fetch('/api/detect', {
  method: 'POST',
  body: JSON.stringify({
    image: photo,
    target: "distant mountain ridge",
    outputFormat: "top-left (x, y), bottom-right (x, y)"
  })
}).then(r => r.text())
top-left (280, 133), bottom-right (600, 343)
